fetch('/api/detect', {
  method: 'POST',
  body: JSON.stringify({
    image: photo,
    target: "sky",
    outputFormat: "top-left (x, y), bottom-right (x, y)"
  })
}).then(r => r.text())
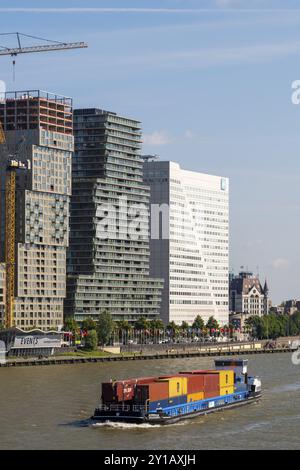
top-left (1, 0), bottom-right (300, 303)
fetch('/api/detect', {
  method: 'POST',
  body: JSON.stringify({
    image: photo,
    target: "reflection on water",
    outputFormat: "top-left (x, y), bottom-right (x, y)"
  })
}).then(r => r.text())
top-left (0, 353), bottom-right (300, 449)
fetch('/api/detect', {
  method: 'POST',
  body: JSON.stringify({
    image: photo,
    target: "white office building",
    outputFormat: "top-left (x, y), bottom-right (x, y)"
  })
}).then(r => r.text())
top-left (143, 161), bottom-right (229, 326)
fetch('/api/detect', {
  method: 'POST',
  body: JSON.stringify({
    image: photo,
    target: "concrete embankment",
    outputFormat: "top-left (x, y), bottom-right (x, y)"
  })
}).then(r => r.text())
top-left (0, 338), bottom-right (298, 367)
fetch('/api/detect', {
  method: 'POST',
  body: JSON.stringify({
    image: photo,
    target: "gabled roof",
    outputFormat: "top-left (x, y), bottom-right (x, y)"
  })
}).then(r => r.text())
top-left (230, 276), bottom-right (264, 295)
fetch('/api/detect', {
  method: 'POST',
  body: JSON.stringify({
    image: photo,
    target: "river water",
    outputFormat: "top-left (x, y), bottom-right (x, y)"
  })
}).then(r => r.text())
top-left (0, 353), bottom-right (300, 450)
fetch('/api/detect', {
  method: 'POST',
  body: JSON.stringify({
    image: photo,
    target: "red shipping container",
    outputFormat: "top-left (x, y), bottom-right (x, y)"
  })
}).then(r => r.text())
top-left (204, 389), bottom-right (220, 399)
top-left (135, 381), bottom-right (169, 403)
top-left (179, 371), bottom-right (219, 392)
top-left (177, 374), bottom-right (205, 394)
top-left (136, 377), bottom-right (157, 384)
top-left (203, 374), bottom-right (219, 392)
top-left (158, 374), bottom-right (205, 395)
top-left (115, 379), bottom-right (137, 402)
top-left (179, 370), bottom-right (209, 374)
top-left (103, 377), bottom-right (160, 403)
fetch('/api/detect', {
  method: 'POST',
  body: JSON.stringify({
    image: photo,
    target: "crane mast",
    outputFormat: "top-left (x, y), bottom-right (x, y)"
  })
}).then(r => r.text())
top-left (0, 121), bottom-right (16, 328)
top-left (5, 167), bottom-right (16, 328)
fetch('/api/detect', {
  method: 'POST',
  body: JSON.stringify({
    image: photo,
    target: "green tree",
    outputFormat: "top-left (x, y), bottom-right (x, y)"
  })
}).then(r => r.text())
top-left (245, 316), bottom-right (265, 339)
top-left (149, 319), bottom-right (165, 331)
top-left (192, 315), bottom-right (205, 331)
top-left (134, 316), bottom-right (150, 331)
top-left (63, 318), bottom-right (79, 334)
top-left (117, 320), bottom-right (131, 331)
top-left (97, 311), bottom-right (115, 346)
top-left (291, 311), bottom-right (300, 335)
top-left (116, 320), bottom-right (133, 344)
top-left (166, 321), bottom-right (180, 338)
top-left (149, 319), bottom-right (165, 343)
top-left (84, 329), bottom-right (98, 351)
top-left (81, 316), bottom-right (97, 331)
top-left (206, 316), bottom-right (219, 332)
top-left (228, 322), bottom-right (235, 338)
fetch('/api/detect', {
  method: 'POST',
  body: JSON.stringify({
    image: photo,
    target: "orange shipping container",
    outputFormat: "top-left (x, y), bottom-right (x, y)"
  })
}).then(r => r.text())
top-left (158, 376), bottom-right (188, 397)
top-left (135, 381), bottom-right (169, 404)
top-left (178, 374), bottom-right (205, 394)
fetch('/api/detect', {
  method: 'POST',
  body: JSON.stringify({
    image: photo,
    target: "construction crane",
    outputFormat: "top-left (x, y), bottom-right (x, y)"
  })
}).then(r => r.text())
top-left (0, 32), bottom-right (87, 56)
top-left (0, 32), bottom-right (87, 79)
top-left (0, 120), bottom-right (5, 143)
top-left (0, 32), bottom-right (87, 329)
top-left (0, 121), bottom-right (29, 328)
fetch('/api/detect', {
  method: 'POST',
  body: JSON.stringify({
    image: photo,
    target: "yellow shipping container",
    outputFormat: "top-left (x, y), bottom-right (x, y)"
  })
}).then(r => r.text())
top-left (209, 370), bottom-right (234, 387)
top-left (219, 385), bottom-right (235, 396)
top-left (205, 370), bottom-right (234, 387)
top-left (187, 392), bottom-right (204, 402)
top-left (159, 377), bottom-right (188, 397)
top-left (220, 370), bottom-right (234, 387)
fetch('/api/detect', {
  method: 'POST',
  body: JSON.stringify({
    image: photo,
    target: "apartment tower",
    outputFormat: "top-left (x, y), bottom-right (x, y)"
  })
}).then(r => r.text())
top-left (0, 90), bottom-right (73, 330)
top-left (65, 108), bottom-right (163, 322)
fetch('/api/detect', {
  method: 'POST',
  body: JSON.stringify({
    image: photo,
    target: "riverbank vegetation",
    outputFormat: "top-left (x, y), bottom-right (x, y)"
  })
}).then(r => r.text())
top-left (63, 313), bottom-right (234, 348)
top-left (62, 311), bottom-right (300, 348)
top-left (245, 312), bottom-right (300, 339)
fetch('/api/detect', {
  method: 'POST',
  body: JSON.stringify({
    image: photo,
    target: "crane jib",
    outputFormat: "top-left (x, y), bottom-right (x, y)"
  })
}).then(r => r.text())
top-left (0, 42), bottom-right (88, 56)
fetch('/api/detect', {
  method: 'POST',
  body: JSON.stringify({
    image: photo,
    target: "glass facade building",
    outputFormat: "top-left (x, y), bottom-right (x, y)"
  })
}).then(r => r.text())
top-left (65, 108), bottom-right (163, 322)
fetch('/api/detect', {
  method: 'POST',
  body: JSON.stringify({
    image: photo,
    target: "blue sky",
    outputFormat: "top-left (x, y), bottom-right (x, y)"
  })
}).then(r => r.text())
top-left (1, 0), bottom-right (300, 303)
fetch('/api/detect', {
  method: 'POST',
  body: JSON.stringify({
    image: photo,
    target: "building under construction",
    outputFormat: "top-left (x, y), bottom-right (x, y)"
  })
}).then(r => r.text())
top-left (0, 90), bottom-right (73, 330)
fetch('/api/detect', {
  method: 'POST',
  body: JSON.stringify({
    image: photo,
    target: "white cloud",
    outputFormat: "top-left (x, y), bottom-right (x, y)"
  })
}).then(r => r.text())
top-left (215, 0), bottom-right (243, 6)
top-left (184, 130), bottom-right (194, 139)
top-left (143, 131), bottom-right (172, 146)
top-left (272, 258), bottom-right (290, 269)
top-left (0, 6), bottom-right (295, 13)
top-left (95, 40), bottom-right (300, 71)
top-left (0, 8), bottom-right (242, 13)
top-left (242, 239), bottom-right (263, 249)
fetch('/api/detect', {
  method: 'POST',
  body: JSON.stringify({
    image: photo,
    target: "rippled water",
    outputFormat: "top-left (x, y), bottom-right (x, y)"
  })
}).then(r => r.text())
top-left (0, 353), bottom-right (299, 449)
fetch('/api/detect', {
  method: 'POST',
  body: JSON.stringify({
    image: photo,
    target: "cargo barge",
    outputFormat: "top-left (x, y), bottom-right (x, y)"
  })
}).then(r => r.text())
top-left (92, 359), bottom-right (261, 425)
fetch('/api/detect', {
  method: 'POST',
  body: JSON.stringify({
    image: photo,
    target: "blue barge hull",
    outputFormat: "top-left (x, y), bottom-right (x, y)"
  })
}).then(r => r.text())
top-left (92, 390), bottom-right (262, 425)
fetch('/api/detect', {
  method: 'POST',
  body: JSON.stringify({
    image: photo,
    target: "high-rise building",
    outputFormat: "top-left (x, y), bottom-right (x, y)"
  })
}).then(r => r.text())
top-left (0, 90), bottom-right (73, 330)
top-left (229, 271), bottom-right (269, 316)
top-left (65, 108), bottom-right (163, 323)
top-left (143, 160), bottom-right (229, 325)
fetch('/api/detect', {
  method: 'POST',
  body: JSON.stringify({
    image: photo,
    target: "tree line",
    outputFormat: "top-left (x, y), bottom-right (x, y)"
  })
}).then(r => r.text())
top-left (63, 313), bottom-right (226, 350)
top-left (245, 311), bottom-right (300, 340)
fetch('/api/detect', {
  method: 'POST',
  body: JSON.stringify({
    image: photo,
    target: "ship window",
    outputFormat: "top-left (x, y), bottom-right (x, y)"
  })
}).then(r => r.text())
top-left (226, 374), bottom-right (228, 384)
top-left (177, 383), bottom-right (180, 393)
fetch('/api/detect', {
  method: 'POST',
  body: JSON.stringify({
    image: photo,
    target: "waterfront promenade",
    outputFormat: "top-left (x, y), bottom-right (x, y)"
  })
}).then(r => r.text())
top-left (1, 336), bottom-right (298, 367)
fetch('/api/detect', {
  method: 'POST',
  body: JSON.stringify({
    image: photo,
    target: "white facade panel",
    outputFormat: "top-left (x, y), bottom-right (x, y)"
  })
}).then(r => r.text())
top-left (144, 161), bottom-right (229, 326)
